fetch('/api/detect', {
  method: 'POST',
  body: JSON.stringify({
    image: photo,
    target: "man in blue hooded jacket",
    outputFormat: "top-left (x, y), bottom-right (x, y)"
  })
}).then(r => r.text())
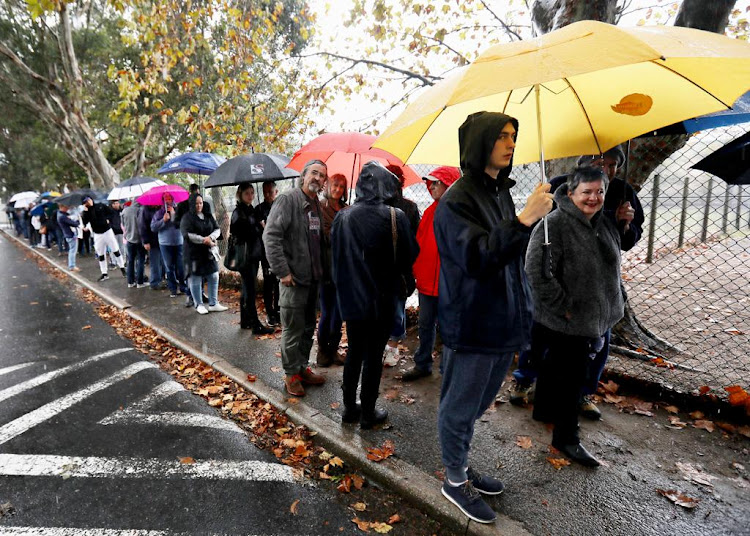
top-left (434, 111), bottom-right (553, 524)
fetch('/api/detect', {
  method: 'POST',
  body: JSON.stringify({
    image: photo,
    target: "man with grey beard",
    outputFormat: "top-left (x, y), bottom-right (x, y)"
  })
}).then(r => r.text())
top-left (263, 159), bottom-right (327, 397)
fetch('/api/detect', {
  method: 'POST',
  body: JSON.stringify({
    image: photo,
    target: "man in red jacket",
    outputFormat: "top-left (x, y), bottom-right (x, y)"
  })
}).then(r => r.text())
top-left (402, 166), bottom-right (461, 382)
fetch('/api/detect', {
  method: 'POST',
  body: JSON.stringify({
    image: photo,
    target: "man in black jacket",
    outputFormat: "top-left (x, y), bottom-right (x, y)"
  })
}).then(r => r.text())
top-left (81, 196), bottom-right (125, 281)
top-left (433, 111), bottom-right (552, 524)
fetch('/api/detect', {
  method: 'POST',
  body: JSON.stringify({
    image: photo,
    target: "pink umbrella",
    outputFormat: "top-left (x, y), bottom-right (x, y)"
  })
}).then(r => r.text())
top-left (136, 184), bottom-right (189, 206)
top-left (287, 132), bottom-right (422, 189)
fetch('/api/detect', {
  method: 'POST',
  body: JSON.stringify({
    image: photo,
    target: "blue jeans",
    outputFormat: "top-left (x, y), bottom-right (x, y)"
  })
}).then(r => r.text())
top-left (390, 296), bottom-right (407, 341)
top-left (160, 244), bottom-right (186, 294)
top-left (126, 241), bottom-right (146, 285)
top-left (65, 236), bottom-right (78, 269)
top-left (317, 282), bottom-right (343, 357)
top-left (189, 272), bottom-right (218, 307)
top-left (413, 293), bottom-right (438, 373)
top-left (438, 347), bottom-right (514, 483)
top-left (52, 227), bottom-right (65, 252)
top-left (512, 323), bottom-right (611, 396)
top-left (147, 244), bottom-right (164, 289)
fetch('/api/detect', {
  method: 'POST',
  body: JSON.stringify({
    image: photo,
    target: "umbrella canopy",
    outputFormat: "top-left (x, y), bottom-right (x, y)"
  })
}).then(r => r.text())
top-left (692, 131), bottom-right (750, 185)
top-left (205, 153), bottom-right (299, 187)
top-left (40, 191), bottom-right (62, 199)
top-left (157, 152), bottom-right (227, 176)
top-left (9, 191), bottom-right (38, 208)
top-left (287, 132), bottom-right (421, 188)
top-left (55, 189), bottom-right (102, 207)
top-left (644, 90), bottom-right (750, 136)
top-left (373, 20), bottom-right (750, 166)
top-left (29, 202), bottom-right (53, 217)
top-left (136, 184), bottom-right (189, 206)
top-left (108, 176), bottom-right (166, 200)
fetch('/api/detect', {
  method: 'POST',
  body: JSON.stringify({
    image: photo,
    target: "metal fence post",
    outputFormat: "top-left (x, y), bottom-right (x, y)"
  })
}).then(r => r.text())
top-left (678, 175), bottom-right (690, 248)
top-left (646, 173), bottom-right (660, 264)
top-left (701, 176), bottom-right (714, 243)
top-left (736, 186), bottom-right (743, 230)
top-left (722, 185), bottom-right (730, 234)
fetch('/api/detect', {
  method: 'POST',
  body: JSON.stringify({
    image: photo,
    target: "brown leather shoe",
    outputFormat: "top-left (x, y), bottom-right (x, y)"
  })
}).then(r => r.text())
top-left (300, 367), bottom-right (326, 385)
top-left (333, 351), bottom-right (347, 366)
top-left (285, 374), bottom-right (305, 397)
top-left (316, 348), bottom-right (333, 368)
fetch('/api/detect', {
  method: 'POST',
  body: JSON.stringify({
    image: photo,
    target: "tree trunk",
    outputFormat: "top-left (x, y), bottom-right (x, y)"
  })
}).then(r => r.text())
top-left (675, 0), bottom-right (735, 33)
top-left (531, 0), bottom-right (616, 34)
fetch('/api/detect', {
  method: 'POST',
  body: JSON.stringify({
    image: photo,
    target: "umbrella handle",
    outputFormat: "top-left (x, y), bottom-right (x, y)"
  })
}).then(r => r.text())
top-left (541, 241), bottom-right (553, 279)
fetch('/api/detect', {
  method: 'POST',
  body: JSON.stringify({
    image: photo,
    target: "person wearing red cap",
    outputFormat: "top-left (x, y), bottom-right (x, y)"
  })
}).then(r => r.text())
top-left (402, 166), bottom-right (461, 382)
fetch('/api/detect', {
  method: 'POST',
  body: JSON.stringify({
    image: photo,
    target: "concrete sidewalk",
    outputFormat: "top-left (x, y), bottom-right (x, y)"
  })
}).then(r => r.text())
top-left (7, 229), bottom-right (750, 536)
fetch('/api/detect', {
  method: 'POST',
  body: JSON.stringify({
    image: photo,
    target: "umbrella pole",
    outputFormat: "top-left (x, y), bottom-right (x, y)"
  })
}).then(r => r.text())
top-left (535, 84), bottom-right (553, 279)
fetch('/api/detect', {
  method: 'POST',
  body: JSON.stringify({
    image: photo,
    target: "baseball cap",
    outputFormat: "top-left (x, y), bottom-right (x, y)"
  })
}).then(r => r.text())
top-left (82, 195), bottom-right (93, 203)
top-left (423, 166), bottom-right (461, 187)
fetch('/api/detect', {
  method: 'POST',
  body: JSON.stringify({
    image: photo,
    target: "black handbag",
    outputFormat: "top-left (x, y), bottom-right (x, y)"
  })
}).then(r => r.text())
top-left (223, 235), bottom-right (249, 272)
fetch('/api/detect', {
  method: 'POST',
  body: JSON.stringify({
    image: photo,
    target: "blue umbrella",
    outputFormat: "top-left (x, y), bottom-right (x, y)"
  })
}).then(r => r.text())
top-left (157, 152), bottom-right (227, 176)
top-left (29, 202), bottom-right (49, 216)
top-left (643, 91), bottom-right (750, 136)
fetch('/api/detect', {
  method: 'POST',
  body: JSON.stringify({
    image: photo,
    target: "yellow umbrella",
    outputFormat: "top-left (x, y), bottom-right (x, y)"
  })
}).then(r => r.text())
top-left (373, 20), bottom-right (750, 167)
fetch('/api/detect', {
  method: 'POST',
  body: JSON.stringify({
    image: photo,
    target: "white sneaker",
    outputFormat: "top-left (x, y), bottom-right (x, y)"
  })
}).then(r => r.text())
top-left (383, 345), bottom-right (400, 367)
top-left (127, 283), bottom-right (136, 288)
top-left (208, 303), bottom-right (228, 312)
top-left (196, 305), bottom-right (209, 315)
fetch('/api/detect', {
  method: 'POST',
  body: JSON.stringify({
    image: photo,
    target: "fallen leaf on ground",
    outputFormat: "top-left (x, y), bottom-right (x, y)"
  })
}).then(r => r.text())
top-left (516, 436), bottom-right (533, 449)
top-left (81, 325), bottom-right (92, 330)
top-left (330, 402), bottom-right (341, 409)
top-left (387, 514), bottom-right (401, 524)
top-left (0, 501), bottom-right (16, 518)
top-left (246, 374), bottom-right (257, 382)
top-left (664, 405), bottom-right (680, 414)
top-left (290, 499), bottom-right (300, 515)
top-left (693, 420), bottom-right (715, 433)
top-left (178, 457), bottom-right (195, 464)
top-left (366, 440), bottom-right (396, 462)
top-left (599, 380), bottom-right (619, 394)
top-left (656, 488), bottom-right (700, 509)
top-left (723, 328), bottom-right (744, 335)
top-left (351, 474), bottom-right (365, 490)
top-left (698, 386), bottom-right (711, 395)
top-left (724, 385), bottom-right (749, 407)
top-left (338, 475), bottom-right (353, 493)
top-left (716, 421), bottom-right (737, 434)
top-left (668, 416), bottom-right (687, 428)
top-left (29, 301), bottom-right (38, 305)
top-left (371, 522), bottom-right (393, 533)
top-left (329, 456), bottom-right (344, 468)
top-left (270, 366), bottom-right (282, 373)
top-left (547, 457), bottom-right (571, 470)
top-left (352, 517), bottom-right (370, 531)
top-left (676, 462), bottom-right (716, 488)
top-left (604, 393), bottom-right (625, 404)
top-left (689, 411), bottom-right (705, 420)
top-left (738, 425), bottom-right (750, 438)
top-left (351, 502), bottom-right (367, 512)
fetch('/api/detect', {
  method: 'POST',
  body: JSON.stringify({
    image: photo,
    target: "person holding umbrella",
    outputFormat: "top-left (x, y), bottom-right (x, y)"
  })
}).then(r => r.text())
top-left (57, 203), bottom-right (80, 272)
top-left (525, 165), bottom-right (625, 467)
top-left (433, 111), bottom-right (552, 524)
top-left (230, 183), bottom-right (274, 334)
top-left (151, 192), bottom-right (188, 298)
top-left (81, 195), bottom-right (126, 281)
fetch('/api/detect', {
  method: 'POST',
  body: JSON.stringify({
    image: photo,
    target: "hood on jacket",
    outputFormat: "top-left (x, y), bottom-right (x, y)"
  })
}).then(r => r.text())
top-left (355, 161), bottom-right (399, 205)
top-left (458, 111), bottom-right (518, 180)
top-left (188, 193), bottom-right (203, 215)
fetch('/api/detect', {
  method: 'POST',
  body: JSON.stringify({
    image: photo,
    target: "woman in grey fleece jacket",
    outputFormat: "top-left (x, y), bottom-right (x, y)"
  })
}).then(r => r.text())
top-left (525, 166), bottom-right (624, 467)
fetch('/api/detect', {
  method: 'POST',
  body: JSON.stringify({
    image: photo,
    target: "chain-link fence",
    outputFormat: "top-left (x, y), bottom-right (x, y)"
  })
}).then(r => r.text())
top-left (406, 126), bottom-right (750, 401)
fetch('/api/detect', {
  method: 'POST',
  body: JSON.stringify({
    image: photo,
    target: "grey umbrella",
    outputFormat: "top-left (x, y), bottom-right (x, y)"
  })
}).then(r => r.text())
top-left (204, 153), bottom-right (299, 188)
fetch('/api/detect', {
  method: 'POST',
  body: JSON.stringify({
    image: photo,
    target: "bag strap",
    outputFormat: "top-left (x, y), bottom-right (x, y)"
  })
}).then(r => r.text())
top-left (389, 206), bottom-right (397, 260)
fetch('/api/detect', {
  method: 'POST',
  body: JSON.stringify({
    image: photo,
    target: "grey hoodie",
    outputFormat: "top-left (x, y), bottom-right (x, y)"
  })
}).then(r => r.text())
top-left (525, 184), bottom-right (624, 338)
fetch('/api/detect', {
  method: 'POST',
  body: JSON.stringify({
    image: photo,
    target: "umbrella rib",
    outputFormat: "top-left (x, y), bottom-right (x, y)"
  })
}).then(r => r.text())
top-left (563, 77), bottom-right (604, 155)
top-left (402, 105), bottom-right (449, 163)
top-left (651, 60), bottom-right (732, 110)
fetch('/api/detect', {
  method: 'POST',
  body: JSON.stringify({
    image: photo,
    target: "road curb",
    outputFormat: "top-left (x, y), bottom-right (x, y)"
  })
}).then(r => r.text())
top-left (2, 228), bottom-right (530, 536)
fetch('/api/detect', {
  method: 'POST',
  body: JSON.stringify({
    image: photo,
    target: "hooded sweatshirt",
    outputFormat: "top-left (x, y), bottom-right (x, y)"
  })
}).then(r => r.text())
top-left (433, 111), bottom-right (533, 354)
top-left (525, 184), bottom-right (624, 338)
top-left (331, 161), bottom-right (419, 322)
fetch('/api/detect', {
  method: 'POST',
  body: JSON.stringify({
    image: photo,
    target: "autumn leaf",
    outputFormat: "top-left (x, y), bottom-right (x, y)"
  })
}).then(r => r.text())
top-left (664, 405), bottom-right (680, 414)
top-left (330, 402), bottom-right (341, 409)
top-left (668, 416), bottom-right (687, 428)
top-left (81, 325), bottom-right (92, 330)
top-left (698, 386), bottom-right (711, 395)
top-left (689, 410), bottom-right (705, 420)
top-left (516, 435), bottom-right (533, 449)
top-left (371, 522), bottom-right (393, 533)
top-left (246, 374), bottom-right (257, 382)
top-left (351, 502), bottom-right (367, 512)
top-left (387, 514), bottom-right (401, 524)
top-left (599, 380), bottom-right (619, 394)
top-left (29, 301), bottom-right (39, 305)
top-left (290, 499), bottom-right (300, 515)
top-left (738, 425), bottom-right (750, 438)
top-left (351, 474), bottom-right (365, 490)
top-left (329, 456), bottom-right (344, 468)
top-left (352, 517), bottom-right (371, 531)
top-left (724, 385), bottom-right (749, 407)
top-left (656, 488), bottom-right (700, 509)
top-left (604, 393), bottom-right (625, 404)
top-left (547, 457), bottom-right (571, 470)
top-left (338, 476), bottom-right (353, 493)
top-left (693, 420), bottom-right (715, 433)
top-left (178, 456), bottom-right (195, 464)
top-left (366, 440), bottom-right (396, 462)
top-left (270, 366), bottom-right (282, 373)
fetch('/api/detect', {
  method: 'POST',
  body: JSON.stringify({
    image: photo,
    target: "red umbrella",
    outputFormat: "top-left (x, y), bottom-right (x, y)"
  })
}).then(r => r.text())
top-left (287, 132), bottom-right (422, 189)
top-left (136, 184), bottom-right (189, 206)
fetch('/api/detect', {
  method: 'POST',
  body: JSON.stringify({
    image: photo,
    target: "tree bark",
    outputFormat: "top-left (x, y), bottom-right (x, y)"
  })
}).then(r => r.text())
top-left (531, 0), bottom-right (616, 34)
top-left (675, 0), bottom-right (735, 33)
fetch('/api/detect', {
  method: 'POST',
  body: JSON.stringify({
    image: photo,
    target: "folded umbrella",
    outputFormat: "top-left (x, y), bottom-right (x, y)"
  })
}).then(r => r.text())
top-left (136, 184), bottom-right (189, 205)
top-left (692, 130), bottom-right (750, 185)
top-left (205, 153), bottom-right (299, 187)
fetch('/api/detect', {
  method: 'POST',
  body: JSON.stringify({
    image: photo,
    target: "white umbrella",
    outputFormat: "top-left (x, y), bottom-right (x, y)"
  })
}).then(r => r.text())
top-left (9, 191), bottom-right (39, 209)
top-left (107, 177), bottom-right (166, 200)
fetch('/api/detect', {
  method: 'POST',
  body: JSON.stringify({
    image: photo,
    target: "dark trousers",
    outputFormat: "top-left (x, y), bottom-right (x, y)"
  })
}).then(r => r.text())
top-left (239, 263), bottom-right (261, 328)
top-left (413, 293), bottom-right (438, 373)
top-left (343, 312), bottom-right (392, 415)
top-left (261, 257), bottom-right (279, 318)
top-left (533, 325), bottom-right (595, 445)
top-left (317, 282), bottom-right (343, 357)
top-left (438, 347), bottom-right (514, 482)
top-left (126, 241), bottom-right (147, 285)
top-left (147, 244), bottom-right (164, 288)
top-left (513, 323), bottom-right (611, 397)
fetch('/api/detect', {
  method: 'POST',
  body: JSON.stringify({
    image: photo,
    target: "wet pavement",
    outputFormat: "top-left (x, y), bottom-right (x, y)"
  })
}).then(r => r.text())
top-left (5, 228), bottom-right (750, 536)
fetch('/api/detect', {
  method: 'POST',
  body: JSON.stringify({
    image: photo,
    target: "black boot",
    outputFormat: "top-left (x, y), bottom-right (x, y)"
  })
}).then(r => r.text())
top-left (552, 440), bottom-right (601, 467)
top-left (341, 403), bottom-right (361, 423)
top-left (360, 407), bottom-right (388, 430)
top-left (251, 322), bottom-right (274, 335)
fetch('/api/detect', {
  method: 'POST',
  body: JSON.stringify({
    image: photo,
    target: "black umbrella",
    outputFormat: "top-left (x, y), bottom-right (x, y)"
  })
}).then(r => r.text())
top-left (55, 188), bottom-right (102, 207)
top-left (204, 153), bottom-right (299, 188)
top-left (692, 131), bottom-right (750, 185)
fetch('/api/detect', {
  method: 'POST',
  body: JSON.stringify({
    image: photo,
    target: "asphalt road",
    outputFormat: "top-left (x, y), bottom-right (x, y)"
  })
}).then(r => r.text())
top-left (0, 233), bottom-right (362, 535)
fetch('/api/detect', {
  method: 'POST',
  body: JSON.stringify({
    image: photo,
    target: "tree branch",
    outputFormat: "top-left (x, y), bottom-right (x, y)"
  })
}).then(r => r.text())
top-left (478, 0), bottom-right (523, 40)
top-left (297, 51), bottom-right (440, 86)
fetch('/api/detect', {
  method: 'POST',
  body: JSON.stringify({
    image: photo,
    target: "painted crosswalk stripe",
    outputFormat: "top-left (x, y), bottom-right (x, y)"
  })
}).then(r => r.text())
top-left (0, 362), bottom-right (35, 377)
top-left (0, 453), bottom-right (298, 482)
top-left (98, 381), bottom-right (243, 434)
top-left (0, 348), bottom-right (131, 403)
top-left (0, 361), bottom-right (154, 445)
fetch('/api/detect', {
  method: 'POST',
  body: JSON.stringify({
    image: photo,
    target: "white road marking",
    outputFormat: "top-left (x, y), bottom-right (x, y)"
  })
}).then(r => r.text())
top-left (0, 453), bottom-right (298, 482)
top-left (0, 348), bottom-right (131, 403)
top-left (0, 361), bottom-right (154, 445)
top-left (98, 381), bottom-right (243, 434)
top-left (0, 362), bottom-right (35, 377)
